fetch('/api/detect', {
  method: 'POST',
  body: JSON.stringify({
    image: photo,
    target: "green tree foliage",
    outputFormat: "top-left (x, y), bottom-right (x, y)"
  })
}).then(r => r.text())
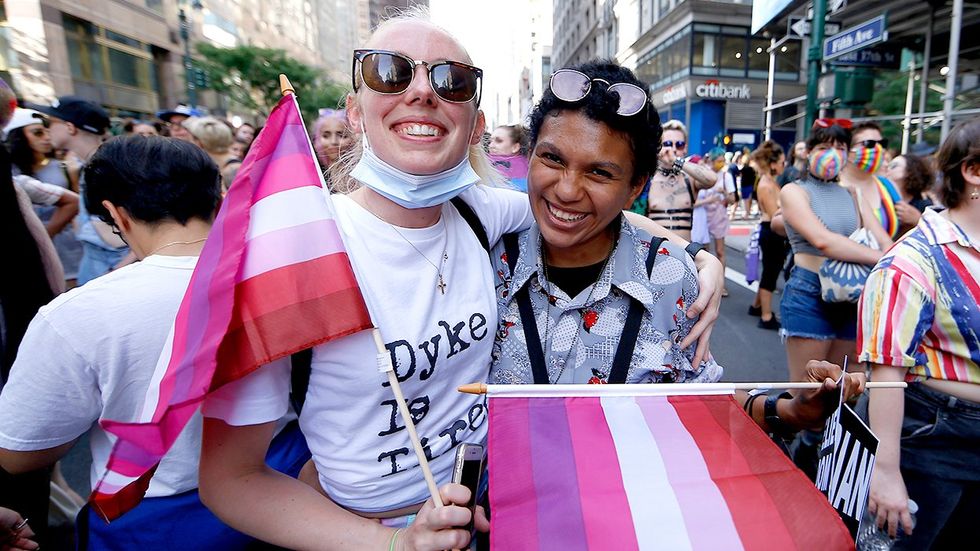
top-left (866, 69), bottom-right (944, 147)
top-left (195, 44), bottom-right (348, 122)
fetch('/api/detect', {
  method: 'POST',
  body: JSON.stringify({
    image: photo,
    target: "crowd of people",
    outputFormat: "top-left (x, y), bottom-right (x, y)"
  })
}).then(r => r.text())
top-left (0, 7), bottom-right (976, 551)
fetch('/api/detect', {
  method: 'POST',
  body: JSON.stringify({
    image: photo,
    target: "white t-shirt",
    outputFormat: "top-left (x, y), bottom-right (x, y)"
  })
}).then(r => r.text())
top-left (0, 256), bottom-right (204, 497)
top-left (203, 185), bottom-right (533, 512)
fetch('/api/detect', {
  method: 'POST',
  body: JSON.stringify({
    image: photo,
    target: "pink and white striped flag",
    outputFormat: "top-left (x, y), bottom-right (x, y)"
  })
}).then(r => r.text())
top-left (488, 393), bottom-right (854, 550)
top-left (90, 93), bottom-right (373, 520)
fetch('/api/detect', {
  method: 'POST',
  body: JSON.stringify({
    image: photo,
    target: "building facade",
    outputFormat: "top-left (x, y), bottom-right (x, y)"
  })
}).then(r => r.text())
top-left (553, 0), bottom-right (806, 154)
top-left (0, 0), bottom-right (391, 119)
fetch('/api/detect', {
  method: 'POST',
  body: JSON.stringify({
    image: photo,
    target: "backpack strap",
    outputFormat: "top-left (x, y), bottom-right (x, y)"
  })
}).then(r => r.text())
top-left (289, 348), bottom-right (313, 414)
top-left (451, 196), bottom-right (490, 257)
top-left (607, 236), bottom-right (665, 384)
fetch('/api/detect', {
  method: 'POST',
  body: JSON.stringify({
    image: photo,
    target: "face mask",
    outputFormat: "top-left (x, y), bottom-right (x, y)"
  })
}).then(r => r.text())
top-left (350, 134), bottom-right (479, 209)
top-left (852, 143), bottom-right (884, 174)
top-left (808, 148), bottom-right (844, 181)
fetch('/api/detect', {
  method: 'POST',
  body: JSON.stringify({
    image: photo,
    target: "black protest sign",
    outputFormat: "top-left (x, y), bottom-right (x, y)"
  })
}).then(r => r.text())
top-left (815, 402), bottom-right (879, 539)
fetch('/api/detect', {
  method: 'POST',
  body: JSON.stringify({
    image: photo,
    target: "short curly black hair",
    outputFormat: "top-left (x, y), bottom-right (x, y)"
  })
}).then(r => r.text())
top-left (528, 60), bottom-right (662, 185)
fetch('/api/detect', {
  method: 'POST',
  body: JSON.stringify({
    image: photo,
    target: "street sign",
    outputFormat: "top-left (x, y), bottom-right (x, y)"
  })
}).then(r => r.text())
top-left (788, 16), bottom-right (841, 38)
top-left (829, 44), bottom-right (901, 69)
top-left (823, 15), bottom-right (888, 61)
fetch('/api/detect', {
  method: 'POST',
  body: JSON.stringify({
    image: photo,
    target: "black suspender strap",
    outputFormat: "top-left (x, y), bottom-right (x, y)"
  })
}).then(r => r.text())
top-left (505, 233), bottom-right (551, 385)
top-left (607, 237), bottom-right (665, 384)
top-left (450, 196), bottom-right (491, 257)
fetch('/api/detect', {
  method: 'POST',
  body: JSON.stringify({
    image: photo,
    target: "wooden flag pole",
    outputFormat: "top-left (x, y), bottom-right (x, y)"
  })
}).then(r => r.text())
top-left (279, 74), bottom-right (295, 96)
top-left (278, 73), bottom-right (442, 508)
top-left (373, 329), bottom-right (444, 507)
top-left (458, 381), bottom-right (907, 396)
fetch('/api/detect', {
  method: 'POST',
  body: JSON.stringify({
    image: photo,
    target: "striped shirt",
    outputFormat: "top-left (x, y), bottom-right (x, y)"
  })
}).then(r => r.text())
top-left (858, 208), bottom-right (980, 383)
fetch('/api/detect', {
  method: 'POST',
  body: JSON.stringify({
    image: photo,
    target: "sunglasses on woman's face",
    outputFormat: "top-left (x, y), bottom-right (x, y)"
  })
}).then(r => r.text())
top-left (663, 140), bottom-right (686, 149)
top-left (855, 138), bottom-right (889, 149)
top-left (351, 49), bottom-right (483, 105)
top-left (549, 69), bottom-right (648, 116)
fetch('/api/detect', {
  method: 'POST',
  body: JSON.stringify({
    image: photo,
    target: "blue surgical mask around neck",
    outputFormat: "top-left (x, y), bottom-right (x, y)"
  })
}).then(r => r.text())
top-left (350, 134), bottom-right (479, 209)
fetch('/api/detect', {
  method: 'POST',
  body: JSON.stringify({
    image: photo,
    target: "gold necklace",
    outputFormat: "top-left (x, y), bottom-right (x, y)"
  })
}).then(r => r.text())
top-left (145, 237), bottom-right (207, 257)
top-left (388, 221), bottom-right (450, 295)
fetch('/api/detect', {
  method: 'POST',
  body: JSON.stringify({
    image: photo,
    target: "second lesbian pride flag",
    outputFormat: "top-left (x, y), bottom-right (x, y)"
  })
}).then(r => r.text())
top-left (488, 394), bottom-right (853, 550)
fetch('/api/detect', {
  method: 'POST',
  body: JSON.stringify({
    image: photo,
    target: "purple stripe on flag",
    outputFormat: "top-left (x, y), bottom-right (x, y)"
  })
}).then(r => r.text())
top-left (156, 162), bottom-right (245, 414)
top-left (637, 396), bottom-right (743, 549)
top-left (488, 398), bottom-right (540, 550)
top-left (528, 398), bottom-right (589, 550)
top-left (565, 397), bottom-right (640, 551)
top-left (240, 219), bottom-right (345, 280)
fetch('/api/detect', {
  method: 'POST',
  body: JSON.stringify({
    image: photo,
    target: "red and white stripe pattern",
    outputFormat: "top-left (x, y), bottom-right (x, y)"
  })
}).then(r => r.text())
top-left (489, 393), bottom-right (853, 550)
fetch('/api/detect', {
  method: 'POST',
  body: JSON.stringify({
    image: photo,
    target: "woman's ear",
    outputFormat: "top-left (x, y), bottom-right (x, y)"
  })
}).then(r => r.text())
top-left (345, 94), bottom-right (361, 134)
top-left (470, 110), bottom-right (486, 146)
top-left (962, 159), bottom-right (980, 187)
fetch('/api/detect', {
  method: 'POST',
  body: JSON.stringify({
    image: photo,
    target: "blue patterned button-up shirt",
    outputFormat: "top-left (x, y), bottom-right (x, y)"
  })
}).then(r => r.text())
top-left (489, 217), bottom-right (723, 385)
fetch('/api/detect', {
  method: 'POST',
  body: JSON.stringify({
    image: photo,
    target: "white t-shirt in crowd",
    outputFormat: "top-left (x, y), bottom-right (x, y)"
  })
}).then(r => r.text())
top-left (203, 185), bottom-right (533, 513)
top-left (0, 256), bottom-right (207, 497)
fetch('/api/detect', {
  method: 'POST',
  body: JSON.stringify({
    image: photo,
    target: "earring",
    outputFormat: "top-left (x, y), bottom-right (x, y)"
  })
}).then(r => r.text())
top-left (971, 186), bottom-right (980, 200)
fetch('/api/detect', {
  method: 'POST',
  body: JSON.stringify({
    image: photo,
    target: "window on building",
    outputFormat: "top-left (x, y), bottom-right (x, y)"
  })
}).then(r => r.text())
top-left (719, 34), bottom-right (746, 76)
top-left (692, 32), bottom-right (718, 75)
top-left (62, 14), bottom-right (158, 93)
top-left (747, 37), bottom-right (770, 79)
top-left (775, 39), bottom-right (802, 80)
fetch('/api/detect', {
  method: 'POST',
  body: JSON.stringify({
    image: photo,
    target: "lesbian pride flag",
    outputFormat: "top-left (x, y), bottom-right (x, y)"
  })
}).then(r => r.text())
top-left (90, 93), bottom-right (372, 520)
top-left (488, 394), bottom-right (853, 550)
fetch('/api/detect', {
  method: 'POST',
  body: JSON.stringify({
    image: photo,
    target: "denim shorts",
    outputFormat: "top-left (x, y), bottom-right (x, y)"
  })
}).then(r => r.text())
top-left (779, 267), bottom-right (857, 340)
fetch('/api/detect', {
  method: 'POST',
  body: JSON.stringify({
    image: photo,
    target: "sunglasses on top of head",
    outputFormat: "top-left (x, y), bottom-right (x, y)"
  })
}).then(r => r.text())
top-left (351, 49), bottom-right (483, 105)
top-left (548, 69), bottom-right (649, 117)
top-left (814, 118), bottom-right (853, 129)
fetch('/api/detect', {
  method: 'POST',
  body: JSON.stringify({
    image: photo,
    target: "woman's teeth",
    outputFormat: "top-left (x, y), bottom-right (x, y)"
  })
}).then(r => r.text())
top-left (548, 203), bottom-right (586, 222)
top-left (397, 124), bottom-right (442, 137)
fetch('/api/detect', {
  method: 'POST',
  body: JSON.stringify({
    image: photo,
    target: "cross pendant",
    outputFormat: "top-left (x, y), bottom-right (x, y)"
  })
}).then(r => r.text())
top-left (437, 275), bottom-right (447, 295)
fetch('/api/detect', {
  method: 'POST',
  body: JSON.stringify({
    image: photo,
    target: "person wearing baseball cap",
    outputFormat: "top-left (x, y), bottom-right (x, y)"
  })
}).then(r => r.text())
top-left (32, 95), bottom-right (109, 137)
top-left (156, 104), bottom-right (199, 142)
top-left (34, 96), bottom-right (133, 284)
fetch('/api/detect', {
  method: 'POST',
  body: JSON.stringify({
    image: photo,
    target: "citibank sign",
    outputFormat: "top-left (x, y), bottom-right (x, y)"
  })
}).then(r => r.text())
top-left (695, 80), bottom-right (752, 100)
top-left (662, 84), bottom-right (688, 104)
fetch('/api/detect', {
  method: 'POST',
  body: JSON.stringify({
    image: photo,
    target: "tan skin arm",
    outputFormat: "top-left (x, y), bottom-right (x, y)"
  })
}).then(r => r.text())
top-left (0, 440), bottom-right (76, 475)
top-left (866, 364), bottom-right (914, 538)
top-left (199, 419), bottom-right (481, 551)
top-left (45, 189), bottom-right (79, 237)
top-left (780, 183), bottom-right (882, 265)
top-left (736, 360), bottom-right (866, 432)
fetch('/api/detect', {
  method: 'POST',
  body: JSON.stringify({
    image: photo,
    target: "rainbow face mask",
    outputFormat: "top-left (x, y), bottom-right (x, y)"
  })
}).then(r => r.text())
top-left (852, 143), bottom-right (884, 174)
top-left (808, 148), bottom-right (845, 181)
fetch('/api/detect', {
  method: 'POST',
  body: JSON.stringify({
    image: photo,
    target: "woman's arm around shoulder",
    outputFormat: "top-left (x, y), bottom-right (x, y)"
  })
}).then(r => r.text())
top-left (626, 212), bottom-right (722, 368)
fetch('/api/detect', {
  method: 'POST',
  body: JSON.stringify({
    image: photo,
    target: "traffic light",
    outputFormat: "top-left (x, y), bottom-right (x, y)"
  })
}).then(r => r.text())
top-left (193, 68), bottom-right (210, 90)
top-left (723, 134), bottom-right (732, 146)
